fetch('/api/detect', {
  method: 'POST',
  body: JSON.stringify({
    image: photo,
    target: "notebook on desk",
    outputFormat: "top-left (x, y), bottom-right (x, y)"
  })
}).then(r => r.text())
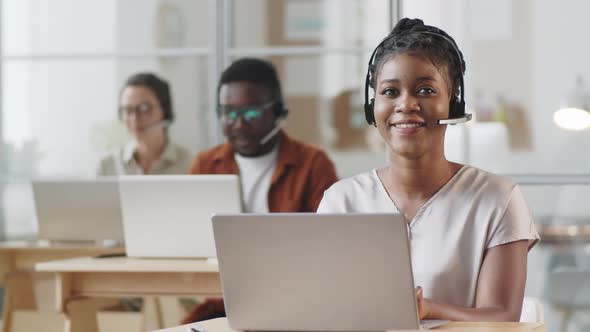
top-left (119, 175), bottom-right (241, 258)
top-left (212, 213), bottom-right (448, 331)
top-left (32, 178), bottom-right (124, 243)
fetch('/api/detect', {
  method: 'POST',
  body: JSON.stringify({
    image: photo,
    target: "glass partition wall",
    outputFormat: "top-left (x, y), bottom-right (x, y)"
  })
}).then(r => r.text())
top-left (0, 0), bottom-right (393, 234)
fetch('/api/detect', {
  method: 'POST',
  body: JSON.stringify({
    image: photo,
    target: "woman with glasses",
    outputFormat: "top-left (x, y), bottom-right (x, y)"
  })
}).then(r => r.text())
top-left (96, 72), bottom-right (192, 175)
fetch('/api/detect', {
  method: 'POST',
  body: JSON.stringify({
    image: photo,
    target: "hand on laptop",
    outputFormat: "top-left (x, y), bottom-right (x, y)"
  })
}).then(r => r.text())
top-left (416, 286), bottom-right (431, 320)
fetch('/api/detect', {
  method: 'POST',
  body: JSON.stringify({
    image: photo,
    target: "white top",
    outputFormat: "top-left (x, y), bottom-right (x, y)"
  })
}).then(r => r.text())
top-left (96, 140), bottom-right (192, 176)
top-left (234, 145), bottom-right (279, 213)
top-left (317, 166), bottom-right (540, 307)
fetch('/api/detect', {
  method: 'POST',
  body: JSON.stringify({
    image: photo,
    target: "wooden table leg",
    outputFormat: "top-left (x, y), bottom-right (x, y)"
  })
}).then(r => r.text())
top-left (55, 272), bottom-right (72, 313)
top-left (1, 271), bottom-right (36, 332)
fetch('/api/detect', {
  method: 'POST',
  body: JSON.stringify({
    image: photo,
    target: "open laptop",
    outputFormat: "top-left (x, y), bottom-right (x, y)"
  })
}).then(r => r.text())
top-left (212, 213), bottom-right (447, 331)
top-left (32, 178), bottom-right (124, 242)
top-left (119, 175), bottom-right (241, 258)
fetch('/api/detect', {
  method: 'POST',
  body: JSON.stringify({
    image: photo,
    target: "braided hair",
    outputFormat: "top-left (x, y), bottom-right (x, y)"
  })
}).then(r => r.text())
top-left (369, 18), bottom-right (465, 98)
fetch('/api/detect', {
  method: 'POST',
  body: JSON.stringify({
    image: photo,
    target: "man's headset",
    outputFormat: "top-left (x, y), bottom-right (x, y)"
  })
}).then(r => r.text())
top-left (364, 30), bottom-right (472, 126)
top-left (271, 100), bottom-right (290, 119)
top-left (258, 100), bottom-right (289, 145)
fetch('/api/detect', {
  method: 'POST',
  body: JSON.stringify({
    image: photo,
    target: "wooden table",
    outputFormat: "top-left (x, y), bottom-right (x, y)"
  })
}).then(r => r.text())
top-left (156, 318), bottom-right (546, 332)
top-left (35, 256), bottom-right (221, 313)
top-left (0, 240), bottom-right (123, 282)
top-left (0, 241), bottom-right (124, 332)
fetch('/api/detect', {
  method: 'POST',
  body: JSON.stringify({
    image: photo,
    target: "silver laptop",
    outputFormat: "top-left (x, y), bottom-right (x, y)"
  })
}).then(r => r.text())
top-left (119, 175), bottom-right (241, 258)
top-left (212, 213), bottom-right (447, 331)
top-left (32, 178), bottom-right (124, 242)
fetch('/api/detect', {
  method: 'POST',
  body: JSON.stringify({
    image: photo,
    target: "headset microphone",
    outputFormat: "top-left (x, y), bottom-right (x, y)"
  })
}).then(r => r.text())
top-left (434, 113), bottom-right (473, 125)
top-left (140, 119), bottom-right (171, 132)
top-left (259, 119), bottom-right (284, 145)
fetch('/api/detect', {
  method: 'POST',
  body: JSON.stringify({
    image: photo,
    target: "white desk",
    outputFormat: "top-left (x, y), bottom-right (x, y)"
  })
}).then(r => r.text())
top-left (36, 256), bottom-right (221, 312)
top-left (155, 318), bottom-right (546, 332)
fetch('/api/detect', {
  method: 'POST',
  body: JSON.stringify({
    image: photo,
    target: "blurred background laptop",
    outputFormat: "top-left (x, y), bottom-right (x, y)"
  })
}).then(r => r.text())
top-left (119, 175), bottom-right (241, 258)
top-left (32, 178), bottom-right (124, 243)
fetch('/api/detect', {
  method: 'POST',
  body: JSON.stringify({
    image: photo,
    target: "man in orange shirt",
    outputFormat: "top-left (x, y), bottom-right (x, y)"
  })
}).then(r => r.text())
top-left (189, 58), bottom-right (337, 213)
top-left (183, 58), bottom-right (338, 323)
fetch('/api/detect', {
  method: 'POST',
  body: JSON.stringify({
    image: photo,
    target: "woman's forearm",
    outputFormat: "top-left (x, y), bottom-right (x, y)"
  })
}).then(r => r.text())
top-left (425, 298), bottom-right (520, 322)
top-left (423, 241), bottom-right (530, 322)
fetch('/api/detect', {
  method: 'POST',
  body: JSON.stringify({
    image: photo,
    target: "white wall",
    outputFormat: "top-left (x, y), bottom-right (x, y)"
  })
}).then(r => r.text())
top-left (3, 0), bottom-right (119, 176)
top-left (2, 1), bottom-right (33, 146)
top-left (233, 0), bottom-right (267, 47)
top-left (531, 0), bottom-right (590, 173)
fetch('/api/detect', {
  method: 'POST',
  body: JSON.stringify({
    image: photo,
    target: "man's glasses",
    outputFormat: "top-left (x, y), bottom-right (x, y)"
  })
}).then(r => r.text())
top-left (119, 103), bottom-right (156, 118)
top-left (219, 101), bottom-right (275, 125)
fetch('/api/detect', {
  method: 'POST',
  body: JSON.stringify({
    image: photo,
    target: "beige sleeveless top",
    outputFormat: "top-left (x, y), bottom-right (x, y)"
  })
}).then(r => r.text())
top-left (317, 166), bottom-right (539, 307)
top-left (95, 141), bottom-right (192, 176)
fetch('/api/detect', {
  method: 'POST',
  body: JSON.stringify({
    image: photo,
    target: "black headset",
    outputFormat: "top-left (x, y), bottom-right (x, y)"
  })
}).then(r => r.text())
top-left (364, 30), bottom-right (470, 126)
top-left (272, 100), bottom-right (289, 119)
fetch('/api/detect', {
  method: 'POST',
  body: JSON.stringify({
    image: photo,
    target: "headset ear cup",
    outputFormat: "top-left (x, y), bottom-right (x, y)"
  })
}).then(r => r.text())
top-left (448, 96), bottom-right (465, 118)
top-left (365, 98), bottom-right (376, 126)
top-left (281, 106), bottom-right (289, 118)
top-left (448, 98), bottom-right (458, 118)
top-left (274, 101), bottom-right (288, 118)
top-left (458, 99), bottom-right (465, 116)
